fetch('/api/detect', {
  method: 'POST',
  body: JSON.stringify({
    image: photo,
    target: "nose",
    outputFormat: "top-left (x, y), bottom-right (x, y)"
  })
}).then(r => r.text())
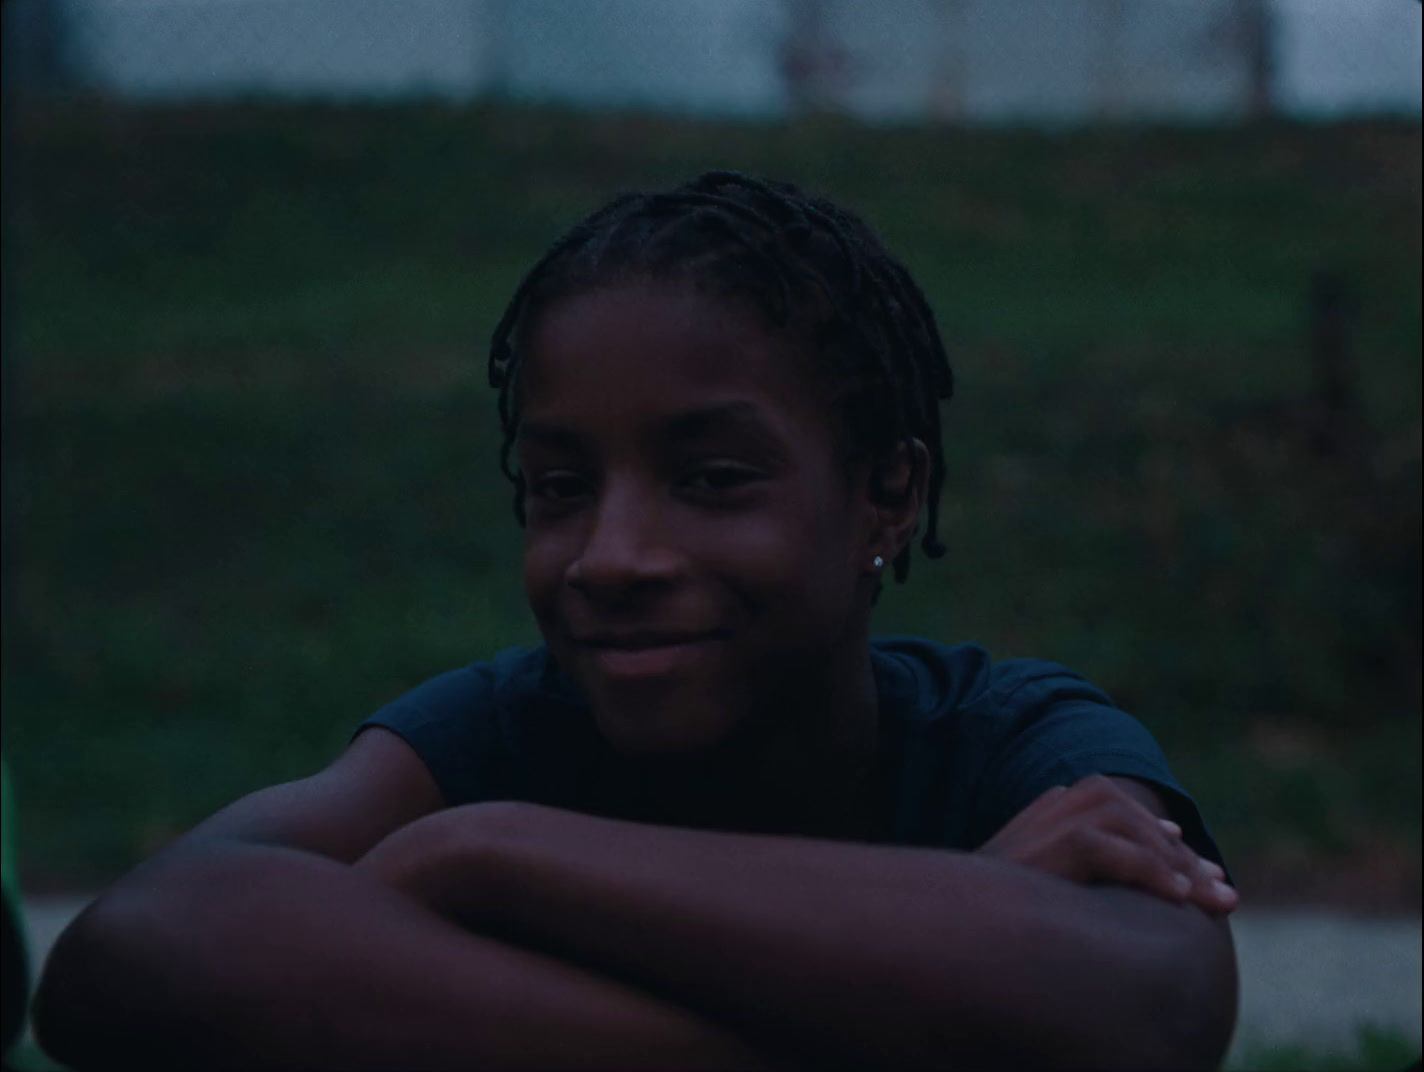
top-left (565, 480), bottom-right (684, 597)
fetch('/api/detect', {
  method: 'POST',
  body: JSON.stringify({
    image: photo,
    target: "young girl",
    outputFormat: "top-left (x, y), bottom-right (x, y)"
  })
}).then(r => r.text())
top-left (36, 173), bottom-right (1238, 1070)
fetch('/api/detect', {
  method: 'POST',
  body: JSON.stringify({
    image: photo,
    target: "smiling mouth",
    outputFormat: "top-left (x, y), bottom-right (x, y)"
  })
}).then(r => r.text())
top-left (574, 632), bottom-right (727, 679)
top-left (579, 631), bottom-right (724, 650)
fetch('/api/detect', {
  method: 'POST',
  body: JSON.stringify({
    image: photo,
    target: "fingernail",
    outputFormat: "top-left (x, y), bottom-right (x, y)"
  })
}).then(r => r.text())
top-left (1213, 880), bottom-right (1237, 901)
top-left (1158, 819), bottom-right (1182, 836)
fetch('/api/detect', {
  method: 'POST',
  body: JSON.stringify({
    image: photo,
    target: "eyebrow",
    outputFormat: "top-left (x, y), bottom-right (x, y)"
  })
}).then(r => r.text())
top-left (661, 401), bottom-right (781, 445)
top-left (517, 420), bottom-right (586, 452)
top-left (518, 402), bottom-right (788, 455)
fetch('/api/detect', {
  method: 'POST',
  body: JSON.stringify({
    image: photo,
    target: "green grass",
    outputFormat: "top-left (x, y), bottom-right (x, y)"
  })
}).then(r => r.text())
top-left (1, 101), bottom-right (1420, 888)
top-left (1228, 1025), bottom-right (1422, 1071)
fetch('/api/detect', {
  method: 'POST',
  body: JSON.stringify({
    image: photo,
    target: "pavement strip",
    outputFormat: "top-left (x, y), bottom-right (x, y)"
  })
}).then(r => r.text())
top-left (17, 896), bottom-right (1424, 1064)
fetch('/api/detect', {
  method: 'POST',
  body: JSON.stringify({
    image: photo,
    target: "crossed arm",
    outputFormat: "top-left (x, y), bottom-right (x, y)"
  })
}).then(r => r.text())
top-left (34, 731), bottom-right (1237, 1070)
top-left (359, 797), bottom-right (1237, 1069)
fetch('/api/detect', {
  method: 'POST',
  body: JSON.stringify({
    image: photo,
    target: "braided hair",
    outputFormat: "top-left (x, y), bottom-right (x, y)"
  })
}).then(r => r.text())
top-left (487, 170), bottom-right (953, 586)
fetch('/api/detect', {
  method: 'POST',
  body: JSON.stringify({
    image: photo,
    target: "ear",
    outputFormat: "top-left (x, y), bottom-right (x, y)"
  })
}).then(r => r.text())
top-left (862, 438), bottom-right (930, 571)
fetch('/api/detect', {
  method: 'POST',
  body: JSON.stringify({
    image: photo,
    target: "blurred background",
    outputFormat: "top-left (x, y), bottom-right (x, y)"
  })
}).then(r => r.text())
top-left (0, 0), bottom-right (1419, 1063)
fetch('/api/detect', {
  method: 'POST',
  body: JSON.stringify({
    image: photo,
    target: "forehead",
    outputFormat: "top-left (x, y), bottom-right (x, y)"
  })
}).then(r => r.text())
top-left (517, 282), bottom-right (833, 441)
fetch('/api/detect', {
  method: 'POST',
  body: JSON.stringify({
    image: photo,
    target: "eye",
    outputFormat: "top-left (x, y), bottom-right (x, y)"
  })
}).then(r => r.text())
top-left (680, 464), bottom-right (762, 496)
top-left (528, 471), bottom-right (591, 504)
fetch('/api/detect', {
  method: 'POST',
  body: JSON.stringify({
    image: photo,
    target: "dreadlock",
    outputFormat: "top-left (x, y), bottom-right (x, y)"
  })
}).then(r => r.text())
top-left (487, 170), bottom-right (954, 586)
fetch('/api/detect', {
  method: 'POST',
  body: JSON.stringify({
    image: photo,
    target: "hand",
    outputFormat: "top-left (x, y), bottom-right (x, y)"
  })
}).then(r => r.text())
top-left (977, 775), bottom-right (1239, 915)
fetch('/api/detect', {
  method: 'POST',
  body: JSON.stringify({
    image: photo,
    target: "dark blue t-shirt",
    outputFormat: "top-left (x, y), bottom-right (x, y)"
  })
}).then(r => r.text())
top-left (358, 637), bottom-right (1229, 873)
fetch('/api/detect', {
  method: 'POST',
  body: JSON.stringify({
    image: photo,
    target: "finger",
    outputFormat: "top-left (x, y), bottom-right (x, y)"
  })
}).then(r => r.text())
top-left (1068, 789), bottom-right (1239, 913)
top-left (1158, 818), bottom-right (1206, 879)
top-left (1086, 805), bottom-right (1212, 902)
top-left (1079, 831), bottom-right (1239, 913)
top-left (1187, 860), bottom-right (1239, 915)
top-left (1161, 820), bottom-right (1230, 882)
top-left (1209, 879), bottom-right (1240, 914)
top-left (1198, 858), bottom-right (1226, 880)
top-left (1091, 800), bottom-right (1193, 870)
top-left (1153, 838), bottom-right (1236, 914)
top-left (978, 784), bottom-right (1085, 861)
top-left (1066, 829), bottom-right (1194, 903)
top-left (1099, 791), bottom-right (1209, 893)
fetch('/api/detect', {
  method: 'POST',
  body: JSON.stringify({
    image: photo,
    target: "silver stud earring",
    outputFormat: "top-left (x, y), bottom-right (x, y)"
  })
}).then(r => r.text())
top-left (872, 555), bottom-right (885, 570)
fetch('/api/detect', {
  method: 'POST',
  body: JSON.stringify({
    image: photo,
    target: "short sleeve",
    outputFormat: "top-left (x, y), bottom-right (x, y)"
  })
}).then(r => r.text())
top-left (355, 663), bottom-right (515, 806)
top-left (964, 662), bottom-right (1232, 881)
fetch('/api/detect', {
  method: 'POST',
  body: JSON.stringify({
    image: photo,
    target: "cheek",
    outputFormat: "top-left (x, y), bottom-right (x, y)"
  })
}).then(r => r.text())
top-left (703, 488), bottom-right (861, 606)
top-left (521, 529), bottom-right (569, 620)
top-left (786, 483), bottom-right (867, 610)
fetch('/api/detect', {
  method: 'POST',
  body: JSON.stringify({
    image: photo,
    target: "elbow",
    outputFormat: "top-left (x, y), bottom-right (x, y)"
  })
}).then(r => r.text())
top-left (1142, 918), bottom-right (1240, 1071)
top-left (31, 892), bottom-right (186, 1071)
top-left (30, 899), bottom-right (143, 1064)
top-left (31, 903), bottom-right (118, 1069)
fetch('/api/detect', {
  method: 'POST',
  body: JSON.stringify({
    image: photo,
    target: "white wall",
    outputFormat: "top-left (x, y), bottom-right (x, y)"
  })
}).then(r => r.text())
top-left (1274, 0), bottom-right (1424, 117)
top-left (31, 0), bottom-right (1424, 121)
top-left (65, 0), bottom-right (493, 100)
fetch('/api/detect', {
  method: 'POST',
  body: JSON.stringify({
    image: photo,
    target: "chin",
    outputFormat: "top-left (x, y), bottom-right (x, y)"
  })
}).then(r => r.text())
top-left (590, 693), bottom-right (741, 763)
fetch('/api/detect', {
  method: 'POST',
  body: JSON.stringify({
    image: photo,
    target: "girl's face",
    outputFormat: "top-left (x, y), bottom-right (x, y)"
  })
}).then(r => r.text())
top-left (517, 281), bottom-right (885, 761)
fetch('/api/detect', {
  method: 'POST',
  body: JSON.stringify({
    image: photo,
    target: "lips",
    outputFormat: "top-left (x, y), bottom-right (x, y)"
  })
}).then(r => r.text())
top-left (571, 629), bottom-right (727, 680)
top-left (576, 630), bottom-right (724, 650)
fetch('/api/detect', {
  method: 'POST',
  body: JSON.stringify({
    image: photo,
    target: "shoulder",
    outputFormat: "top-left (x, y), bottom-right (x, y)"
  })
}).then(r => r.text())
top-left (373, 646), bottom-right (558, 715)
top-left (356, 645), bottom-right (580, 806)
top-left (875, 636), bottom-right (1229, 872)
top-left (874, 634), bottom-right (1160, 796)
top-left (871, 636), bottom-right (1110, 725)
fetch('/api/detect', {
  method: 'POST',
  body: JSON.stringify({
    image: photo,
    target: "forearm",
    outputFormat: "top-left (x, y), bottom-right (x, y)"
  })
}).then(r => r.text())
top-left (33, 840), bottom-right (788, 1071)
top-left (408, 804), bottom-right (1231, 1070)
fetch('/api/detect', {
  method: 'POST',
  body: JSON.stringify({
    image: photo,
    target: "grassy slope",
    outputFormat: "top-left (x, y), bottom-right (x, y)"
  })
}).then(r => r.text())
top-left (1228, 1025), bottom-right (1422, 1072)
top-left (1, 101), bottom-right (1419, 891)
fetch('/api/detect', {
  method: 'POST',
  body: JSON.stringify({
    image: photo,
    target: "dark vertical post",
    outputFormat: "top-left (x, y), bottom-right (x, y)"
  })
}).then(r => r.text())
top-left (1238, 0), bottom-right (1275, 120)
top-left (778, 0), bottom-right (848, 115)
top-left (929, 0), bottom-right (969, 123)
top-left (1096, 0), bottom-right (1128, 121)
